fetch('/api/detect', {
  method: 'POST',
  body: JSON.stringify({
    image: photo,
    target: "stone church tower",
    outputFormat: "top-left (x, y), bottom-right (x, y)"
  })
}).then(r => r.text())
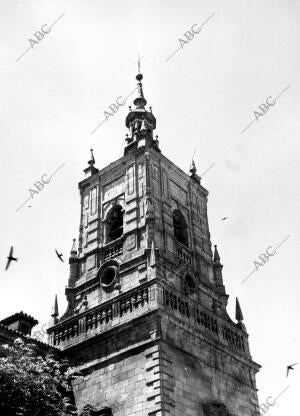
top-left (48, 72), bottom-right (261, 416)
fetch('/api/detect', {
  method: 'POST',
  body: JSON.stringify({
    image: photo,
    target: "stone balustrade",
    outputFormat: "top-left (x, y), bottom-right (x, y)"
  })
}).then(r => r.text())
top-left (103, 242), bottom-right (123, 261)
top-left (48, 282), bottom-right (247, 356)
top-left (161, 286), bottom-right (246, 354)
top-left (176, 245), bottom-right (192, 265)
top-left (49, 286), bottom-right (152, 347)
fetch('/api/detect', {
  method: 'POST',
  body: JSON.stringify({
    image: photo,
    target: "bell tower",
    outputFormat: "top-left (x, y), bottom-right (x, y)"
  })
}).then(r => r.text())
top-left (47, 72), bottom-right (261, 416)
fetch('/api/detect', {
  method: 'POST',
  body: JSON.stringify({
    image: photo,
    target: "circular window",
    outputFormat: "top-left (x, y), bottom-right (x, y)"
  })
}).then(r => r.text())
top-left (100, 265), bottom-right (117, 288)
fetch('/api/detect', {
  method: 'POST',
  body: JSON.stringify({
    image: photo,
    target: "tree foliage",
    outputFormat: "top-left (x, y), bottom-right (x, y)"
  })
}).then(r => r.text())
top-left (0, 338), bottom-right (78, 416)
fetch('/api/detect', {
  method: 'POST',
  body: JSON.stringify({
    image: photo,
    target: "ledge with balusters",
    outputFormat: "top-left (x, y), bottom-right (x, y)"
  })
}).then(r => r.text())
top-left (47, 280), bottom-right (249, 357)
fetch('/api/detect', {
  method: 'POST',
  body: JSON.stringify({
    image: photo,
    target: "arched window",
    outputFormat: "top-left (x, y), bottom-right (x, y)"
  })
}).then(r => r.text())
top-left (173, 209), bottom-right (189, 247)
top-left (106, 205), bottom-right (123, 242)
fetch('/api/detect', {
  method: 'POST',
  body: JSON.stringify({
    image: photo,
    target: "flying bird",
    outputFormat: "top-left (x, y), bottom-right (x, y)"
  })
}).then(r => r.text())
top-left (5, 246), bottom-right (18, 270)
top-left (287, 363), bottom-right (298, 377)
top-left (55, 250), bottom-right (64, 262)
top-left (221, 217), bottom-right (228, 221)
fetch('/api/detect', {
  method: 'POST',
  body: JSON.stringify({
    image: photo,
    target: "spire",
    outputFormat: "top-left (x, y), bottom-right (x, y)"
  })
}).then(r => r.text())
top-left (51, 295), bottom-right (58, 317)
top-left (84, 148), bottom-right (98, 177)
top-left (133, 53), bottom-right (146, 109)
top-left (213, 245), bottom-right (221, 263)
top-left (235, 297), bottom-right (247, 332)
top-left (70, 238), bottom-right (77, 256)
top-left (235, 298), bottom-right (244, 322)
top-left (133, 73), bottom-right (147, 109)
top-left (51, 294), bottom-right (59, 324)
top-left (69, 238), bottom-right (79, 287)
top-left (89, 148), bottom-right (95, 166)
top-left (149, 241), bottom-right (156, 267)
top-left (213, 244), bottom-right (227, 300)
top-left (189, 159), bottom-right (197, 176)
top-left (125, 71), bottom-right (157, 155)
top-left (189, 159), bottom-right (200, 184)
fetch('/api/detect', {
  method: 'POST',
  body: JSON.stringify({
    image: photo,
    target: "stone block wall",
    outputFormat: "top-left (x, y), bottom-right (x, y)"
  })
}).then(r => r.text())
top-left (68, 313), bottom-right (164, 416)
top-left (159, 340), bottom-right (260, 416)
top-left (73, 346), bottom-right (151, 416)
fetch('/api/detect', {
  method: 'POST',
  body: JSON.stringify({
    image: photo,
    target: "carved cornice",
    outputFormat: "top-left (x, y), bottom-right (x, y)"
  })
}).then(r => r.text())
top-left (79, 404), bottom-right (112, 416)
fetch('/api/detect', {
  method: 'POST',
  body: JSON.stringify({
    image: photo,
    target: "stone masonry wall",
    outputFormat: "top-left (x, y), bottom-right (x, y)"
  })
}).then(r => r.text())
top-left (71, 341), bottom-right (171, 416)
top-left (159, 340), bottom-right (260, 416)
top-left (68, 312), bottom-right (165, 416)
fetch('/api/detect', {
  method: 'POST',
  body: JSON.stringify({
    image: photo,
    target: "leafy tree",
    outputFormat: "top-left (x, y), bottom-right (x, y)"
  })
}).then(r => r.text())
top-left (0, 338), bottom-right (78, 416)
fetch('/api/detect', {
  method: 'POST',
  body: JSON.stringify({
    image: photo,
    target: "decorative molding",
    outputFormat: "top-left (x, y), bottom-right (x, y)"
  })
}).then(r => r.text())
top-left (79, 404), bottom-right (112, 416)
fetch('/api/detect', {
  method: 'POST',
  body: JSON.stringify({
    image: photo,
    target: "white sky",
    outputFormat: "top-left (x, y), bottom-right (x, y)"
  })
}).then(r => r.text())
top-left (0, 0), bottom-right (299, 414)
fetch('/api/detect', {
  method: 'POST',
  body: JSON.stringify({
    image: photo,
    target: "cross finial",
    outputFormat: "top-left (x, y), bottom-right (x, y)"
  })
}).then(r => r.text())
top-left (136, 53), bottom-right (142, 74)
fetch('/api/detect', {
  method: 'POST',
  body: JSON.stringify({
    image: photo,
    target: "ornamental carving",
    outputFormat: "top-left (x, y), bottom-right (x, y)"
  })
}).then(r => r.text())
top-left (79, 404), bottom-right (112, 416)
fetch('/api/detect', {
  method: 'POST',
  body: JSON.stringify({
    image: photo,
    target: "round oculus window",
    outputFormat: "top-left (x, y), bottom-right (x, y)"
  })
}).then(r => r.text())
top-left (100, 265), bottom-right (117, 288)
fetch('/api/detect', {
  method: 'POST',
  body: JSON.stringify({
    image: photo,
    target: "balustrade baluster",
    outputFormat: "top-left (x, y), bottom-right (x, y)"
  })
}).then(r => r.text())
top-left (102, 309), bottom-right (107, 323)
top-left (143, 288), bottom-right (148, 304)
top-left (120, 299), bottom-right (126, 316)
top-left (107, 307), bottom-right (112, 322)
top-left (132, 293), bottom-right (137, 308)
top-left (137, 291), bottom-right (142, 307)
top-left (126, 297), bottom-right (132, 312)
top-left (86, 316), bottom-right (89, 331)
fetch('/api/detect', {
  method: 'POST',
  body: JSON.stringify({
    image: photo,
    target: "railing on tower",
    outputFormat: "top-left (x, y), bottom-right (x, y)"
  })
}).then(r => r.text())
top-left (49, 285), bottom-right (152, 347)
top-left (48, 280), bottom-right (248, 356)
top-left (161, 285), bottom-right (246, 354)
top-left (102, 237), bottom-right (123, 262)
top-left (175, 241), bottom-right (192, 265)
